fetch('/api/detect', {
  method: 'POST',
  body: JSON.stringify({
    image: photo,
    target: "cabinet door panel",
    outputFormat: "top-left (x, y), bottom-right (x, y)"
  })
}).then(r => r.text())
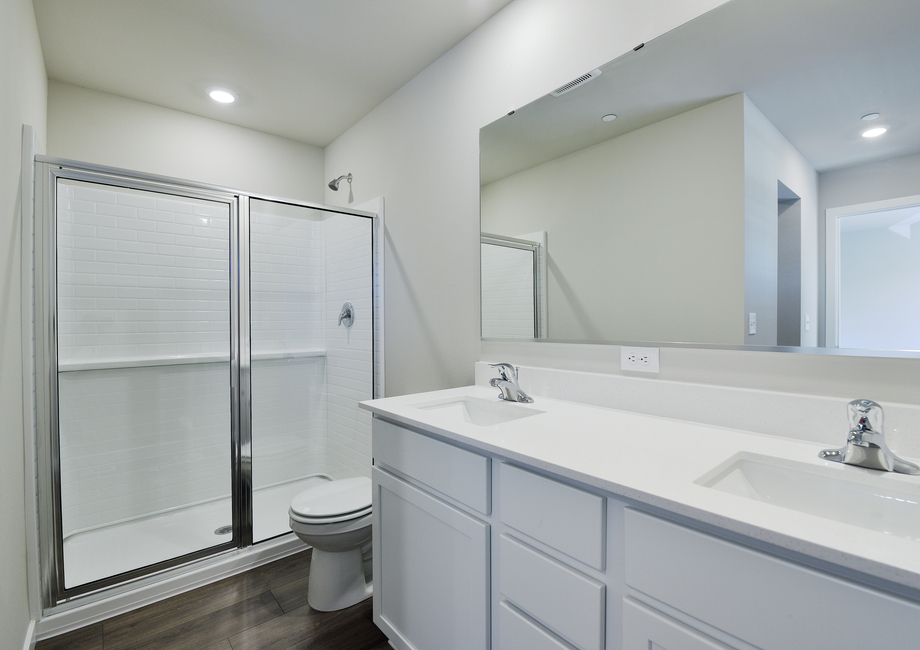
top-left (373, 467), bottom-right (490, 650)
top-left (623, 598), bottom-right (735, 650)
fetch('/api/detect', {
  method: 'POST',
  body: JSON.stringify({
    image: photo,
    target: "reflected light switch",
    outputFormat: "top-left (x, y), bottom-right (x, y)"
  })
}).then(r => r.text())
top-left (748, 312), bottom-right (756, 335)
top-left (805, 315), bottom-right (811, 331)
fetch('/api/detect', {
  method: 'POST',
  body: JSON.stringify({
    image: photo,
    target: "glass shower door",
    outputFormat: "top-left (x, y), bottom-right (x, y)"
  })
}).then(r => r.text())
top-left (249, 199), bottom-right (374, 542)
top-left (54, 176), bottom-right (236, 590)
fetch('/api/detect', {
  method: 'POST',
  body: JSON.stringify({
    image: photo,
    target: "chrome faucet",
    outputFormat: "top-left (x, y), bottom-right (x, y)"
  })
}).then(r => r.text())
top-left (819, 399), bottom-right (920, 475)
top-left (489, 363), bottom-right (534, 403)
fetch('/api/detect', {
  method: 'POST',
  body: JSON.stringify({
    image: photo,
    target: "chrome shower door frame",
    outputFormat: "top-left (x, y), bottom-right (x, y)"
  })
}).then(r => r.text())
top-left (34, 160), bottom-right (243, 608)
top-left (32, 156), bottom-right (380, 614)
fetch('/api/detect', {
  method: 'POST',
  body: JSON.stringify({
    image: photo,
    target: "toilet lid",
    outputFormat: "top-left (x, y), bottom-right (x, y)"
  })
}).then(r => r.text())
top-left (290, 477), bottom-right (372, 520)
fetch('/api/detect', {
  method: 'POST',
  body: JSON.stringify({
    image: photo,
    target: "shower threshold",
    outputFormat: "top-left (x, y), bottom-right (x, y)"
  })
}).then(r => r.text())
top-left (62, 476), bottom-right (329, 589)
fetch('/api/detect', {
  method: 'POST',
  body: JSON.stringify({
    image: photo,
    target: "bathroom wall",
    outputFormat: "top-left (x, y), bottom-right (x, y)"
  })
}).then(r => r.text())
top-left (324, 215), bottom-right (375, 480)
top-left (481, 94), bottom-right (745, 344)
top-left (322, 0), bottom-right (732, 395)
top-left (55, 181), bottom-right (235, 534)
top-left (324, 0), bottom-right (920, 408)
top-left (55, 180), bottom-right (232, 362)
top-left (1, 0), bottom-right (46, 645)
top-left (47, 81), bottom-right (326, 204)
top-left (742, 95), bottom-right (819, 347)
top-left (250, 200), bottom-right (328, 490)
top-left (54, 186), bottom-right (373, 534)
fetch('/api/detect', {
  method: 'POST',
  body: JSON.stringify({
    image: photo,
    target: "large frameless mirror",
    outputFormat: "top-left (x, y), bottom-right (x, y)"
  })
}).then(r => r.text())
top-left (480, 0), bottom-right (920, 356)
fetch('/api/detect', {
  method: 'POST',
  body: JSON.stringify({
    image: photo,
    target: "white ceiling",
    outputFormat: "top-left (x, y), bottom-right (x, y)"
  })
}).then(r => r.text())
top-left (480, 0), bottom-right (920, 184)
top-left (33, 0), bottom-right (515, 147)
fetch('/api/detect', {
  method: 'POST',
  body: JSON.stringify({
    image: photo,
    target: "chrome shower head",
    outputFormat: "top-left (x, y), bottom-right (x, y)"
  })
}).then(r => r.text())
top-left (328, 173), bottom-right (352, 191)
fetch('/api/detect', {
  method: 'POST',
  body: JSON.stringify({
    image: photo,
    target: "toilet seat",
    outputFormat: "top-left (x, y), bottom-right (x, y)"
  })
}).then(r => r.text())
top-left (290, 477), bottom-right (371, 524)
top-left (290, 506), bottom-right (372, 525)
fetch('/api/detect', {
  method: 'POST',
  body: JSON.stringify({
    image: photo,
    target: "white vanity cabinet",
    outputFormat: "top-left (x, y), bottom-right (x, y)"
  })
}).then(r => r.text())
top-left (623, 598), bottom-right (735, 650)
top-left (372, 418), bottom-right (491, 650)
top-left (370, 413), bottom-right (920, 650)
top-left (623, 509), bottom-right (920, 650)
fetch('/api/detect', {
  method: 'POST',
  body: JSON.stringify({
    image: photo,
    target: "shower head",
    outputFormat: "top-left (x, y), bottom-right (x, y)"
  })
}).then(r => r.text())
top-left (328, 173), bottom-right (353, 191)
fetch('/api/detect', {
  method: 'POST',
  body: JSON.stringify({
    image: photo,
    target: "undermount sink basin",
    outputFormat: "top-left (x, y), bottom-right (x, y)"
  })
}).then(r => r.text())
top-left (413, 395), bottom-right (543, 427)
top-left (696, 452), bottom-right (920, 541)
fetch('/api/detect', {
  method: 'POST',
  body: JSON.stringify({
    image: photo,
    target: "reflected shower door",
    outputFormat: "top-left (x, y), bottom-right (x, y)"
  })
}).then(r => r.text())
top-left (55, 178), bottom-right (235, 590)
top-left (481, 237), bottom-right (539, 338)
top-left (249, 199), bottom-right (374, 542)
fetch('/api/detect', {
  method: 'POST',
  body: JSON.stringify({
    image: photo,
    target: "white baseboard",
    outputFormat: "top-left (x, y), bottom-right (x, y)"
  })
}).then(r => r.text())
top-left (22, 620), bottom-right (37, 650)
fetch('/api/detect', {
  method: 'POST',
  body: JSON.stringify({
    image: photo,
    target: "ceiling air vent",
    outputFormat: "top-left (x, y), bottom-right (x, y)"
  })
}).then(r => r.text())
top-left (550, 69), bottom-right (602, 97)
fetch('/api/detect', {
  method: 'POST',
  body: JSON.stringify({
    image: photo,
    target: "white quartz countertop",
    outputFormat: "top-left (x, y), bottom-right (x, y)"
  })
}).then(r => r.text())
top-left (360, 385), bottom-right (920, 595)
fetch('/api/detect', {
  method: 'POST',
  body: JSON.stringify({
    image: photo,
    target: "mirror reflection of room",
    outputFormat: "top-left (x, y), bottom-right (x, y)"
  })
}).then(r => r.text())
top-left (480, 0), bottom-right (920, 352)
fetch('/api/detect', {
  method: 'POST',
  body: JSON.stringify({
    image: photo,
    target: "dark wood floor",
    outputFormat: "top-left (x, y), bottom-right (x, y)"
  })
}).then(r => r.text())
top-left (36, 549), bottom-right (390, 650)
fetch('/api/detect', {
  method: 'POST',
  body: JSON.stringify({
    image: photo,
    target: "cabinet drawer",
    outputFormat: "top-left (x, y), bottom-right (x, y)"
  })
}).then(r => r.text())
top-left (372, 417), bottom-right (490, 514)
top-left (500, 534), bottom-right (604, 650)
top-left (625, 509), bottom-right (920, 650)
top-left (623, 598), bottom-right (734, 650)
top-left (500, 463), bottom-right (605, 569)
top-left (498, 601), bottom-right (573, 650)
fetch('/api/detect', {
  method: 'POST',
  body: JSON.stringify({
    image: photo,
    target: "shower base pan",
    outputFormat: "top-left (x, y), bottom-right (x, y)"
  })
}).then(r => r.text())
top-left (62, 476), bottom-right (328, 589)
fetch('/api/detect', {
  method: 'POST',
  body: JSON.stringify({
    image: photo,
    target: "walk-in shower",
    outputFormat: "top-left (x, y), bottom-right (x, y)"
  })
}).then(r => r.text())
top-left (31, 158), bottom-right (379, 611)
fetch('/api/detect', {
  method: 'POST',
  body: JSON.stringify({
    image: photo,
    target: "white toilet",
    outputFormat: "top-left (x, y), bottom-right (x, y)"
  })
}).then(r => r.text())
top-left (288, 476), bottom-right (373, 611)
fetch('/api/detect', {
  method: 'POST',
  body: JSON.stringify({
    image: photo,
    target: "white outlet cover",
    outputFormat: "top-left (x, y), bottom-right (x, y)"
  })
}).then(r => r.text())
top-left (621, 346), bottom-right (659, 373)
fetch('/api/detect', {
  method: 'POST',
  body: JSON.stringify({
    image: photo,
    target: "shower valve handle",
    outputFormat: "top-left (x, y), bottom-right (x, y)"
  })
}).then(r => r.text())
top-left (338, 302), bottom-right (354, 327)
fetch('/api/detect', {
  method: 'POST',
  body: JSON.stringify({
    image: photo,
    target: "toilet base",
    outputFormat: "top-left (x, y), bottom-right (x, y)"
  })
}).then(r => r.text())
top-left (307, 546), bottom-right (373, 611)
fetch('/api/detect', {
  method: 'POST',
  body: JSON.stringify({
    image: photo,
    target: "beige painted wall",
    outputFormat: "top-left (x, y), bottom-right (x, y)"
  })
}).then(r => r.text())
top-left (48, 81), bottom-right (326, 204)
top-left (323, 0), bottom-right (732, 395)
top-left (1, 0), bottom-right (47, 646)
top-left (482, 94), bottom-right (746, 344)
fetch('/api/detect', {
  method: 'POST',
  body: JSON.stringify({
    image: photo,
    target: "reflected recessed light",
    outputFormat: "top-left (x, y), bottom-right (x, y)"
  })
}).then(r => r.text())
top-left (602, 113), bottom-right (617, 122)
top-left (862, 127), bottom-right (887, 138)
top-left (208, 88), bottom-right (237, 104)
top-left (861, 112), bottom-right (880, 121)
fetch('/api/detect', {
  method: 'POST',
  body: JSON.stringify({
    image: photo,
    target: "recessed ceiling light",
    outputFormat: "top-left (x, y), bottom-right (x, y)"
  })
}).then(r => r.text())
top-left (208, 88), bottom-right (237, 104)
top-left (602, 114), bottom-right (617, 122)
top-left (862, 127), bottom-right (888, 138)
top-left (861, 112), bottom-right (880, 121)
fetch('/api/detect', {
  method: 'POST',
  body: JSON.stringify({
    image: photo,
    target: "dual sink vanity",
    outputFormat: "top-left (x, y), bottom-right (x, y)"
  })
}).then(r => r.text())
top-left (360, 384), bottom-right (920, 650)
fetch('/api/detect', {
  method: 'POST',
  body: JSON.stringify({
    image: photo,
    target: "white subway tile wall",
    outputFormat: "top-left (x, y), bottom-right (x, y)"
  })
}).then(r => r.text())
top-left (325, 215), bottom-right (374, 480)
top-left (481, 242), bottom-right (536, 338)
top-left (250, 200), bottom-right (324, 354)
top-left (58, 363), bottom-right (232, 536)
top-left (57, 180), bottom-right (231, 362)
top-left (55, 185), bottom-right (374, 540)
top-left (249, 201), bottom-right (329, 543)
top-left (57, 181), bottom-right (233, 537)
top-left (250, 358), bottom-right (327, 485)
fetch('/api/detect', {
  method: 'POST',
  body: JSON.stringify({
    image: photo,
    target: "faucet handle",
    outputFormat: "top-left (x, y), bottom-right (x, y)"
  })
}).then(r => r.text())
top-left (490, 362), bottom-right (517, 381)
top-left (848, 399), bottom-right (884, 436)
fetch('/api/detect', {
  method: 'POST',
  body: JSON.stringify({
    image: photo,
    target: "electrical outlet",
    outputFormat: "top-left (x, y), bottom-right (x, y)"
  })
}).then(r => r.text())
top-left (621, 346), bottom-right (659, 373)
top-left (748, 312), bottom-right (757, 335)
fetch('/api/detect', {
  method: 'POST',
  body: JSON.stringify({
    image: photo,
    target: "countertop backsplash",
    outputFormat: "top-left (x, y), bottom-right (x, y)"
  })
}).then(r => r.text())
top-left (475, 361), bottom-right (920, 460)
